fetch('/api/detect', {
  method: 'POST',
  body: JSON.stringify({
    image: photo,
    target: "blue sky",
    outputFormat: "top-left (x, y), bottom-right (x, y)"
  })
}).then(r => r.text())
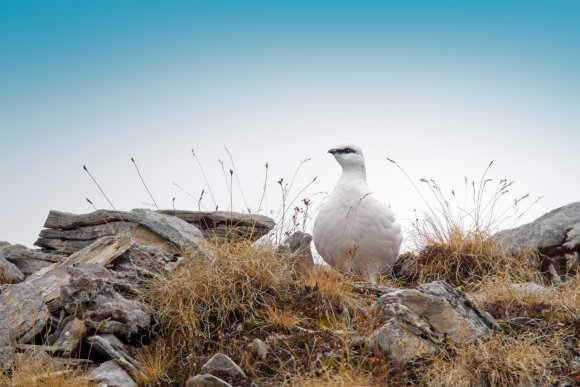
top-left (1, 1), bottom-right (579, 246)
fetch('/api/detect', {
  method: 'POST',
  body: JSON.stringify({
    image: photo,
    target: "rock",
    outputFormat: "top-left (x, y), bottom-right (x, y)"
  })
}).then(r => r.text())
top-left (51, 317), bottom-right (87, 356)
top-left (366, 281), bottom-right (498, 360)
top-left (24, 234), bottom-right (134, 312)
top-left (37, 209), bottom-right (273, 255)
top-left (159, 210), bottom-right (275, 242)
top-left (366, 303), bottom-right (442, 361)
top-left (247, 338), bottom-right (270, 360)
top-left (0, 254), bottom-right (24, 284)
top-left (61, 264), bottom-right (152, 340)
top-left (493, 202), bottom-right (580, 282)
top-left (0, 241), bottom-right (62, 276)
top-left (280, 231), bottom-right (314, 273)
top-left (375, 281), bottom-right (498, 342)
top-left (125, 209), bottom-right (208, 253)
top-left (201, 353), bottom-right (246, 379)
top-left (0, 284), bottom-right (49, 369)
top-left (494, 202), bottom-right (580, 255)
top-left (87, 360), bottom-right (137, 387)
top-left (85, 335), bottom-right (143, 376)
top-left (186, 374), bottom-right (233, 387)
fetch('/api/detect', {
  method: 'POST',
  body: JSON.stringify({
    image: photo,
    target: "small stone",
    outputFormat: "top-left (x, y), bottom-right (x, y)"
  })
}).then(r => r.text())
top-left (186, 374), bottom-right (232, 387)
top-left (87, 360), bottom-right (137, 387)
top-left (201, 353), bottom-right (246, 379)
top-left (247, 338), bottom-right (270, 360)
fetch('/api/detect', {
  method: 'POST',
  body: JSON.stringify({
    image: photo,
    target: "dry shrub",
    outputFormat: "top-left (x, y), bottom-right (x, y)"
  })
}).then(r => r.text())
top-left (0, 350), bottom-right (92, 387)
top-left (388, 161), bottom-right (542, 291)
top-left (399, 242), bottom-right (539, 291)
top-left (422, 333), bottom-right (567, 386)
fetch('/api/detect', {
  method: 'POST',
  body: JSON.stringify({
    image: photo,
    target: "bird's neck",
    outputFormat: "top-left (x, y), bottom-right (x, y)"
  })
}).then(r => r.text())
top-left (337, 165), bottom-right (368, 188)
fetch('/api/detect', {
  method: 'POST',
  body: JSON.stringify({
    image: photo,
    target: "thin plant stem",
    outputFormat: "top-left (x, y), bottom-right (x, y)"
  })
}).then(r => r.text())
top-left (83, 165), bottom-right (116, 210)
top-left (131, 157), bottom-right (160, 210)
top-left (192, 149), bottom-right (217, 208)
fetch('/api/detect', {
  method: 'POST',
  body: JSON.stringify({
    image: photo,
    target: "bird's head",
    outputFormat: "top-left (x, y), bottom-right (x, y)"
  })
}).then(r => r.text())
top-left (328, 144), bottom-right (366, 172)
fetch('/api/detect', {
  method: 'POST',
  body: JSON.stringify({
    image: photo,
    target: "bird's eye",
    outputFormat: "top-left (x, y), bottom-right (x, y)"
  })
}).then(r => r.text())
top-left (343, 147), bottom-right (354, 153)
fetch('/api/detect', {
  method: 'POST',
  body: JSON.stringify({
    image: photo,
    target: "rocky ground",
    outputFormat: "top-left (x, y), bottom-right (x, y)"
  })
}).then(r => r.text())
top-left (0, 203), bottom-right (578, 386)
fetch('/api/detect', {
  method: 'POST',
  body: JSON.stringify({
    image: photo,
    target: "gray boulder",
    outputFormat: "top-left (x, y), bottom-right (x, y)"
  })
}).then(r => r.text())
top-left (366, 281), bottom-right (498, 360)
top-left (367, 303), bottom-right (442, 361)
top-left (493, 202), bottom-right (580, 282)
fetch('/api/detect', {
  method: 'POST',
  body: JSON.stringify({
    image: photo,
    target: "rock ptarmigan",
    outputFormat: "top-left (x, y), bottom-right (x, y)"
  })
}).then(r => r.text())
top-left (313, 144), bottom-right (403, 283)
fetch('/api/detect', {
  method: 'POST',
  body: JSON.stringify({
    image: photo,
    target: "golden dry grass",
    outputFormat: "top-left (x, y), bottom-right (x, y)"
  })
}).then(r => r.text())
top-left (142, 240), bottom-right (295, 342)
top-left (130, 338), bottom-right (173, 385)
top-left (422, 332), bottom-right (567, 386)
top-left (398, 242), bottom-right (541, 291)
top-left (476, 276), bottom-right (579, 312)
top-left (141, 240), bottom-right (367, 345)
top-left (0, 350), bottom-right (92, 387)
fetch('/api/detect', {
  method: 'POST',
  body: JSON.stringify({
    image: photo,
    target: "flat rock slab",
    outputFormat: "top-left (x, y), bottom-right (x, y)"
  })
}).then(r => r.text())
top-left (37, 209), bottom-right (274, 255)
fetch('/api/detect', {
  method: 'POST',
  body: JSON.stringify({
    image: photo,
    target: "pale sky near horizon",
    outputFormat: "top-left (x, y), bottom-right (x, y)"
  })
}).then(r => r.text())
top-left (1, 1), bottom-right (579, 247)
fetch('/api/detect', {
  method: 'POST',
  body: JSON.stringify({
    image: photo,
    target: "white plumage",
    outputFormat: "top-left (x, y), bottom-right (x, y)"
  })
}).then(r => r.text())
top-left (313, 144), bottom-right (403, 283)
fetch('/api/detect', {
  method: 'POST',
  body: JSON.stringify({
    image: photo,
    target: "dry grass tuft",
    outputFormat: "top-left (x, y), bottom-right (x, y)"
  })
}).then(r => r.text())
top-left (287, 367), bottom-right (374, 387)
top-left (398, 243), bottom-right (540, 291)
top-left (299, 266), bottom-right (368, 329)
top-left (478, 276), bottom-right (579, 308)
top-left (141, 239), bottom-right (368, 348)
top-left (422, 332), bottom-right (567, 386)
top-left (142, 240), bottom-right (295, 343)
top-left (0, 350), bottom-right (92, 387)
top-left (388, 162), bottom-right (543, 291)
top-left (263, 305), bottom-right (305, 329)
top-left (130, 338), bottom-right (173, 385)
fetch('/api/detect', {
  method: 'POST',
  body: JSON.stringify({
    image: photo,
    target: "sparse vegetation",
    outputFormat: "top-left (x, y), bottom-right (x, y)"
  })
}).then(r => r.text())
top-left (0, 350), bottom-right (93, 387)
top-left (3, 155), bottom-right (576, 386)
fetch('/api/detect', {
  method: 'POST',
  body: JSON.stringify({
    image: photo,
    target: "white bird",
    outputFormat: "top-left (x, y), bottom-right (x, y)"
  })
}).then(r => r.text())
top-left (313, 144), bottom-right (403, 284)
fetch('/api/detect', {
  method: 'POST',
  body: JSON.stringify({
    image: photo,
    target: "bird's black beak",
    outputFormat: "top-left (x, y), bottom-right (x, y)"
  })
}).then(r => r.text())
top-left (328, 148), bottom-right (338, 154)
